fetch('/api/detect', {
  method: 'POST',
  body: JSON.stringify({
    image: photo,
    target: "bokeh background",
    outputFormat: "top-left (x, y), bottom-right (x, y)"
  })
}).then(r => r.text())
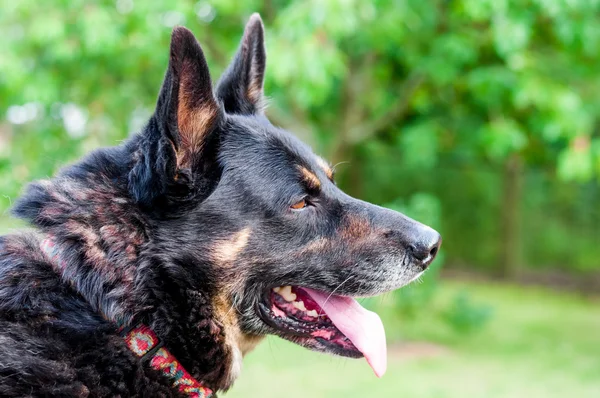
top-left (1, 1), bottom-right (600, 397)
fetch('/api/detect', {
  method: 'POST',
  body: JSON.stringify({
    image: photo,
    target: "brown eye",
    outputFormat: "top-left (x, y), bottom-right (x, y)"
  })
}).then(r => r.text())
top-left (290, 198), bottom-right (308, 210)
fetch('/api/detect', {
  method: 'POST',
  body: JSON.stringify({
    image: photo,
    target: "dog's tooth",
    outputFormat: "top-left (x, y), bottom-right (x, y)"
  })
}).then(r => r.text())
top-left (306, 309), bottom-right (319, 318)
top-left (280, 285), bottom-right (291, 295)
top-left (273, 286), bottom-right (282, 293)
top-left (278, 285), bottom-right (297, 302)
top-left (292, 300), bottom-right (307, 312)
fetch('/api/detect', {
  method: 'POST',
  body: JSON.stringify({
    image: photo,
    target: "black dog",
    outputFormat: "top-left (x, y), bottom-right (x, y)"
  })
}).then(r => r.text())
top-left (0, 14), bottom-right (441, 397)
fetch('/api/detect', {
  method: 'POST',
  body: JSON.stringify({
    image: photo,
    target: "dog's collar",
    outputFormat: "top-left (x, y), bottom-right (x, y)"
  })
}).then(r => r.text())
top-left (40, 237), bottom-right (213, 398)
top-left (122, 324), bottom-right (213, 397)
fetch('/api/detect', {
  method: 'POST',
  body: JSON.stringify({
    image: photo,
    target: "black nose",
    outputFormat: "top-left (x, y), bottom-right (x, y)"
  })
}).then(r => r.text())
top-left (408, 231), bottom-right (442, 269)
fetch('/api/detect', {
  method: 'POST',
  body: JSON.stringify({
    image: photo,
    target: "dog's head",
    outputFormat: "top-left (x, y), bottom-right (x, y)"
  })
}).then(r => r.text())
top-left (131, 14), bottom-right (441, 379)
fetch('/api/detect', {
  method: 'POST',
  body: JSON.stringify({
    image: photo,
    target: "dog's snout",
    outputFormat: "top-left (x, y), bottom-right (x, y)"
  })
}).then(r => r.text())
top-left (349, 198), bottom-right (443, 270)
top-left (408, 229), bottom-right (442, 269)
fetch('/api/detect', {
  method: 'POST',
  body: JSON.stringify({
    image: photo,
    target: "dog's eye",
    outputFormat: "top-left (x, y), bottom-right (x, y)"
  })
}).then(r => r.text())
top-left (290, 198), bottom-right (308, 210)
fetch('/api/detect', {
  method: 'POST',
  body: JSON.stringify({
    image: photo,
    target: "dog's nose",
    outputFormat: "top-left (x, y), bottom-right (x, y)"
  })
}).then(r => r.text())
top-left (408, 230), bottom-right (442, 269)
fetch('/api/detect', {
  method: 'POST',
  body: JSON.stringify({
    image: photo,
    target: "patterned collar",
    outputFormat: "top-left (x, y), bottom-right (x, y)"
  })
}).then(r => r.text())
top-left (40, 238), bottom-right (213, 398)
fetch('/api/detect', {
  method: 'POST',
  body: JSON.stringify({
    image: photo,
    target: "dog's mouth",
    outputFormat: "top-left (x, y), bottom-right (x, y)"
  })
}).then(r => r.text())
top-left (257, 285), bottom-right (387, 377)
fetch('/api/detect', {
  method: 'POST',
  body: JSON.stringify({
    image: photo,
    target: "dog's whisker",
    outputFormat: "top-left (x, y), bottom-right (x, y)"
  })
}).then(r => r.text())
top-left (225, 302), bottom-right (236, 317)
top-left (318, 275), bottom-right (353, 317)
top-left (331, 161), bottom-right (351, 173)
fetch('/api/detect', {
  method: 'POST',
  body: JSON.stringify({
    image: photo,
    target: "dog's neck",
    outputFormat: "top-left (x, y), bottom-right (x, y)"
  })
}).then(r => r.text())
top-left (17, 172), bottom-right (251, 391)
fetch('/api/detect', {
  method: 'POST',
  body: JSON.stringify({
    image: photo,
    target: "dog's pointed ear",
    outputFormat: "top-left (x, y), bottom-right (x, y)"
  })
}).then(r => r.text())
top-left (216, 13), bottom-right (266, 115)
top-left (164, 26), bottom-right (220, 167)
top-left (129, 27), bottom-right (221, 206)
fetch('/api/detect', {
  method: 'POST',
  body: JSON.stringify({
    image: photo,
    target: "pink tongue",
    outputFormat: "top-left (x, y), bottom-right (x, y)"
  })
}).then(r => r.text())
top-left (302, 287), bottom-right (387, 377)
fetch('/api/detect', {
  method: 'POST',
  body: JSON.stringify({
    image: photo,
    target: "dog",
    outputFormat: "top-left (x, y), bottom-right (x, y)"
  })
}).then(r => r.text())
top-left (0, 13), bottom-right (441, 397)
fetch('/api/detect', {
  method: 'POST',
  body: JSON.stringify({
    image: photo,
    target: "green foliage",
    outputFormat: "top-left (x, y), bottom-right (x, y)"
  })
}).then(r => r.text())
top-left (441, 291), bottom-right (494, 333)
top-left (384, 192), bottom-right (493, 333)
top-left (1, 0), bottom-right (599, 277)
top-left (390, 260), bottom-right (442, 319)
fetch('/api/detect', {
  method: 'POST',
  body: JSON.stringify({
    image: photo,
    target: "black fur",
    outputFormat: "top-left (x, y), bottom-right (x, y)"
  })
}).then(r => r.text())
top-left (0, 14), bottom-right (440, 397)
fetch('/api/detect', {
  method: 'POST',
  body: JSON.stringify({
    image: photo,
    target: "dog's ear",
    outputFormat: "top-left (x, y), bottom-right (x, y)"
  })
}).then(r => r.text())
top-left (129, 27), bottom-right (221, 206)
top-left (163, 26), bottom-right (220, 168)
top-left (216, 13), bottom-right (266, 115)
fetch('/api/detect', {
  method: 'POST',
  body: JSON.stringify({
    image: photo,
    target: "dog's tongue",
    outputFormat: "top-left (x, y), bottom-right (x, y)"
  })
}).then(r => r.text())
top-left (302, 287), bottom-right (387, 377)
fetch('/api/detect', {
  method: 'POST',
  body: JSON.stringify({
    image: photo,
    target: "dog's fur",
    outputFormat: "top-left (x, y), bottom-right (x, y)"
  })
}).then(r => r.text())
top-left (0, 14), bottom-right (440, 397)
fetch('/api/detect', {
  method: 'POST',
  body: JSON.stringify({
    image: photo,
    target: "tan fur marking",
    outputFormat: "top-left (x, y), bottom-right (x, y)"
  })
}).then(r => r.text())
top-left (176, 60), bottom-right (218, 167)
top-left (315, 157), bottom-right (334, 181)
top-left (176, 106), bottom-right (218, 167)
top-left (213, 293), bottom-right (264, 389)
top-left (246, 81), bottom-right (262, 105)
top-left (298, 166), bottom-right (321, 190)
top-left (301, 238), bottom-right (330, 253)
top-left (341, 215), bottom-right (372, 239)
top-left (177, 106), bottom-right (217, 147)
top-left (246, 83), bottom-right (266, 113)
top-left (211, 227), bottom-right (252, 266)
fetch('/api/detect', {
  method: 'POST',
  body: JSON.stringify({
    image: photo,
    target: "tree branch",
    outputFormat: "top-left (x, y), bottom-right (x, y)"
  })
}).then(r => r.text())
top-left (348, 72), bottom-right (425, 144)
top-left (201, 34), bottom-right (229, 69)
top-left (330, 59), bottom-right (363, 163)
top-left (266, 102), bottom-right (316, 146)
top-left (262, 0), bottom-right (276, 24)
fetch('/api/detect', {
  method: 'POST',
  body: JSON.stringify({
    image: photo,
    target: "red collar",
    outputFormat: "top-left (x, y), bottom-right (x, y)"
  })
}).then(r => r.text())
top-left (123, 324), bottom-right (213, 397)
top-left (40, 238), bottom-right (213, 398)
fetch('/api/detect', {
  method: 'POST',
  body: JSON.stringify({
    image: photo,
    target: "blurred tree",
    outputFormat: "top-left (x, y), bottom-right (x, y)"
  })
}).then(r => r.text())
top-left (1, 0), bottom-right (599, 278)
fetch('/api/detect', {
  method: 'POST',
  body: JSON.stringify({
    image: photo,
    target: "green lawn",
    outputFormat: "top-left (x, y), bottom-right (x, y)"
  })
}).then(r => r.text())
top-left (225, 281), bottom-right (600, 398)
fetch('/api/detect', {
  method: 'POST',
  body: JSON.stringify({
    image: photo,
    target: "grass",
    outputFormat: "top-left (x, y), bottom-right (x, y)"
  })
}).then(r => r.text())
top-left (225, 281), bottom-right (600, 398)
